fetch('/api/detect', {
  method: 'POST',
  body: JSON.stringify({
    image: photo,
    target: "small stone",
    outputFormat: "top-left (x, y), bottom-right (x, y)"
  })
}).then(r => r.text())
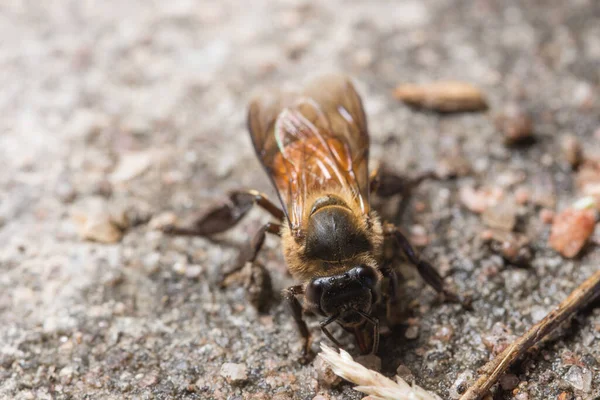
top-left (434, 325), bottom-right (454, 342)
top-left (449, 370), bottom-right (474, 399)
top-left (405, 325), bottom-right (419, 340)
top-left (396, 364), bottom-right (414, 382)
top-left (355, 354), bottom-right (381, 371)
top-left (482, 322), bottom-right (516, 356)
top-left (353, 48), bottom-right (373, 68)
top-left (59, 366), bottom-right (75, 385)
top-left (220, 363), bottom-right (248, 385)
top-left (499, 373), bottom-right (519, 390)
top-left (557, 391), bottom-right (573, 400)
top-left (185, 265), bottom-right (203, 279)
top-left (314, 356), bottom-right (342, 388)
top-left (482, 200), bottom-right (517, 231)
top-left (172, 262), bottom-right (187, 275)
top-left (561, 135), bottom-right (583, 168)
top-left (436, 153), bottom-right (472, 179)
top-left (495, 103), bottom-right (533, 146)
top-left (514, 187), bottom-right (530, 205)
top-left (110, 151), bottom-right (154, 183)
top-left (138, 371), bottom-right (159, 388)
top-left (148, 212), bottom-right (178, 231)
top-left (55, 180), bottom-right (77, 203)
top-left (549, 208), bottom-right (596, 258)
top-left (514, 393), bottom-right (529, 400)
top-left (73, 212), bottom-right (123, 243)
top-left (564, 365), bottom-right (592, 393)
top-left (539, 208), bottom-right (555, 224)
top-left (459, 186), bottom-right (504, 214)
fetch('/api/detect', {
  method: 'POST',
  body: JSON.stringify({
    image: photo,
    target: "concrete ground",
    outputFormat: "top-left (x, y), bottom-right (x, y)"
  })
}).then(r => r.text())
top-left (0, 1), bottom-right (599, 399)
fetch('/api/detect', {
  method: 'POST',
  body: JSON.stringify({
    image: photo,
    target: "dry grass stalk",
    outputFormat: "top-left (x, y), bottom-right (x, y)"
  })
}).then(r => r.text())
top-left (459, 269), bottom-right (600, 400)
top-left (319, 344), bottom-right (442, 400)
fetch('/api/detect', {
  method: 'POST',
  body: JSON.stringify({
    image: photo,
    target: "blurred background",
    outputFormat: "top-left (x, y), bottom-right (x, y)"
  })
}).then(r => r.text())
top-left (0, 1), bottom-right (599, 399)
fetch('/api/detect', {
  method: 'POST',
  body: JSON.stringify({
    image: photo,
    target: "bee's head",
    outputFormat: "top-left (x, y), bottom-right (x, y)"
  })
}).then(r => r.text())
top-left (305, 265), bottom-right (380, 326)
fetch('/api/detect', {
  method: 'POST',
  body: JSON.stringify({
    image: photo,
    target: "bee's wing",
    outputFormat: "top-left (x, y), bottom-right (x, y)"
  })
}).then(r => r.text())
top-left (247, 74), bottom-right (370, 231)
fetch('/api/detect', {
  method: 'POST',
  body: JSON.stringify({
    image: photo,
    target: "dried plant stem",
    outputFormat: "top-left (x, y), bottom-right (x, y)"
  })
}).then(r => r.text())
top-left (319, 344), bottom-right (441, 400)
top-left (460, 269), bottom-right (600, 400)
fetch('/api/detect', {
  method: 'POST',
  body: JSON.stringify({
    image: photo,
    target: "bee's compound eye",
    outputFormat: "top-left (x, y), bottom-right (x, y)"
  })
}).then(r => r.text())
top-left (354, 265), bottom-right (377, 288)
top-left (306, 278), bottom-right (325, 305)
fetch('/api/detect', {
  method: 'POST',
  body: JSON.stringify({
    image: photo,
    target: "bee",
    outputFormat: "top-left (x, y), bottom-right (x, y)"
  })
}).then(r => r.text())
top-left (163, 74), bottom-right (459, 359)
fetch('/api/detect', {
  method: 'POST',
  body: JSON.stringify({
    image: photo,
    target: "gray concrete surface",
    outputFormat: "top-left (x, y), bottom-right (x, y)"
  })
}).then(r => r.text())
top-left (0, 1), bottom-right (599, 399)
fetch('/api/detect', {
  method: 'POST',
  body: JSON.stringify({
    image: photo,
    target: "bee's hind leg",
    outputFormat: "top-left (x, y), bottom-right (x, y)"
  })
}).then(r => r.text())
top-left (384, 223), bottom-right (469, 307)
top-left (283, 285), bottom-right (313, 363)
top-left (369, 164), bottom-right (438, 198)
top-left (161, 189), bottom-right (284, 236)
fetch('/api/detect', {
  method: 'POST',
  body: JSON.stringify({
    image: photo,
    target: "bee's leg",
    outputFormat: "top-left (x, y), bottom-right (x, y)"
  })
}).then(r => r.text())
top-left (379, 262), bottom-right (407, 325)
top-left (283, 285), bottom-right (313, 363)
top-left (220, 222), bottom-right (282, 285)
top-left (379, 262), bottom-right (399, 304)
top-left (370, 165), bottom-right (438, 198)
top-left (162, 189), bottom-right (284, 236)
top-left (384, 223), bottom-right (462, 304)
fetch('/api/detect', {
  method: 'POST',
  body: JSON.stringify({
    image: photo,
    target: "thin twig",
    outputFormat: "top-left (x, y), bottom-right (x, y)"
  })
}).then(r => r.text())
top-left (460, 269), bottom-right (600, 400)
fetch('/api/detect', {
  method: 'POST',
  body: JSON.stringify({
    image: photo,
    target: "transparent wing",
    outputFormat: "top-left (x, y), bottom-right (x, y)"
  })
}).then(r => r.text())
top-left (247, 74), bottom-right (370, 232)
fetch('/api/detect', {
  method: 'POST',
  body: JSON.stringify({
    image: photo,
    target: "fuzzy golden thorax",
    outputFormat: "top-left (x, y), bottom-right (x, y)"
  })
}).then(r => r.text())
top-left (280, 187), bottom-right (384, 283)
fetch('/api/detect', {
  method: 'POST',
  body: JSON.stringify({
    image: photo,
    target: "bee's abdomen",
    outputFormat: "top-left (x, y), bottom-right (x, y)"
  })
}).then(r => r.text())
top-left (304, 205), bottom-right (370, 262)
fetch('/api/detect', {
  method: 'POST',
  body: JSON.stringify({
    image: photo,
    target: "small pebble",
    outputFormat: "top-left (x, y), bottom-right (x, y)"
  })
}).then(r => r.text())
top-left (514, 187), bottom-right (530, 205)
top-left (449, 370), bottom-right (474, 399)
top-left (549, 208), bottom-right (596, 258)
top-left (496, 103), bottom-right (533, 146)
top-left (434, 325), bottom-right (454, 342)
top-left (482, 200), bottom-right (517, 231)
top-left (396, 364), bottom-right (414, 382)
top-left (539, 208), bottom-right (555, 224)
top-left (460, 186), bottom-right (503, 213)
top-left (405, 325), bottom-right (419, 340)
top-left (564, 365), bottom-right (592, 393)
top-left (499, 373), bottom-right (519, 390)
top-left (314, 356), bottom-right (342, 388)
top-left (557, 391), bottom-right (573, 400)
top-left (220, 362), bottom-right (248, 385)
top-left (561, 134), bottom-right (583, 168)
top-left (148, 211), bottom-right (178, 231)
top-left (73, 212), bottom-right (123, 244)
top-left (110, 151), bottom-right (154, 183)
top-left (185, 265), bottom-right (203, 279)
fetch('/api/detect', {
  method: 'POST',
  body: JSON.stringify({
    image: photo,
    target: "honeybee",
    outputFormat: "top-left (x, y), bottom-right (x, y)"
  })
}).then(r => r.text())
top-left (163, 74), bottom-right (459, 359)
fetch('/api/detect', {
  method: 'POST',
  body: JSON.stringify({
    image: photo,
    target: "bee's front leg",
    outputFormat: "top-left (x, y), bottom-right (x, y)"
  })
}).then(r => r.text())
top-left (283, 285), bottom-right (313, 363)
top-left (162, 189), bottom-right (284, 236)
top-left (220, 222), bottom-right (282, 311)
top-left (384, 223), bottom-right (468, 306)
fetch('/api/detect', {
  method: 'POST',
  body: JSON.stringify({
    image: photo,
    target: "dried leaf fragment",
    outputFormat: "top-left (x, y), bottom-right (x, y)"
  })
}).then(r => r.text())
top-left (549, 208), bottom-right (596, 258)
top-left (393, 81), bottom-right (487, 112)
